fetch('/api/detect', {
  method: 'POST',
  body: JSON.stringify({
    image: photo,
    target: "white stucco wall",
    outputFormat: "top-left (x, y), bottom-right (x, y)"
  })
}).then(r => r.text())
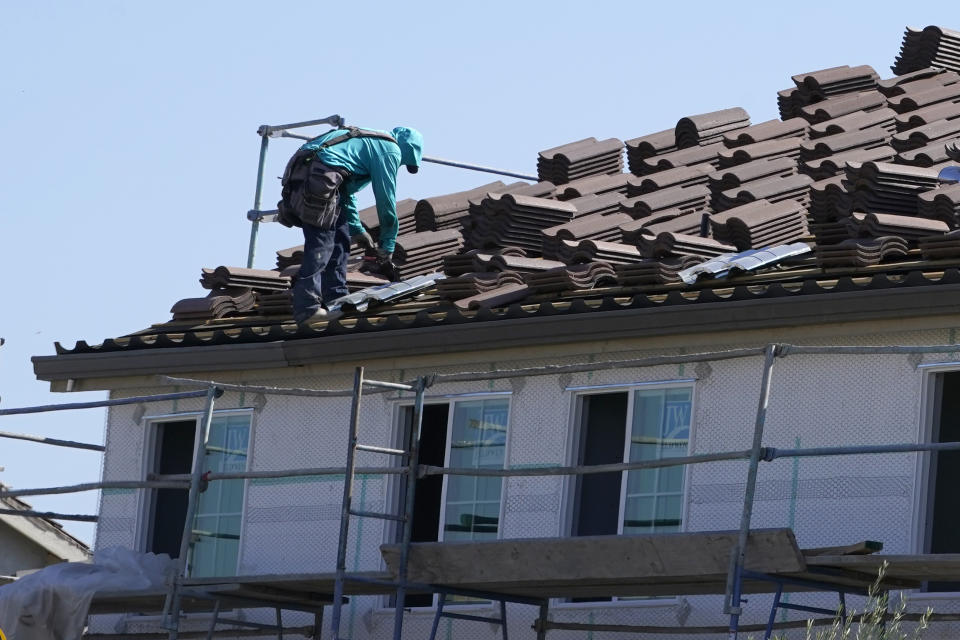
top-left (91, 323), bottom-right (960, 639)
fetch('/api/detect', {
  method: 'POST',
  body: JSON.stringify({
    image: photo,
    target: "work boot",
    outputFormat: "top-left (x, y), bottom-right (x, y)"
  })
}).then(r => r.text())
top-left (296, 307), bottom-right (343, 327)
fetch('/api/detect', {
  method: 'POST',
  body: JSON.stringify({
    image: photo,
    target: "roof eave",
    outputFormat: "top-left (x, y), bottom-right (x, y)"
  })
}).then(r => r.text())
top-left (32, 284), bottom-right (960, 388)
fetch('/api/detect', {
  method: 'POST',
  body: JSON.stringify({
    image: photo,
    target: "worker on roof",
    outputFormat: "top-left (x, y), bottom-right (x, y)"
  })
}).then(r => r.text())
top-left (277, 125), bottom-right (424, 325)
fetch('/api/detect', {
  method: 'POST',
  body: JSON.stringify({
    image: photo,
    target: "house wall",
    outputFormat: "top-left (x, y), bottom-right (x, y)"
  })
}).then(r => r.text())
top-left (91, 323), bottom-right (960, 639)
top-left (0, 521), bottom-right (55, 576)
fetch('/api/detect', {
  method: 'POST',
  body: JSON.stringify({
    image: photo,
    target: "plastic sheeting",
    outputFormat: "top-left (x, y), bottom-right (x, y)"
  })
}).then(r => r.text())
top-left (0, 548), bottom-right (174, 640)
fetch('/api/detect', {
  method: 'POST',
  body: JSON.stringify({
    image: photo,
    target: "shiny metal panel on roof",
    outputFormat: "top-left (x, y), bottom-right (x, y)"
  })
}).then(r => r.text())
top-left (678, 243), bottom-right (811, 284)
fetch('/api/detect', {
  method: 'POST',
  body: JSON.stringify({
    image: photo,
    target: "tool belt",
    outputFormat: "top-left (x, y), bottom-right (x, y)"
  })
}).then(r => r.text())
top-left (277, 127), bottom-right (398, 230)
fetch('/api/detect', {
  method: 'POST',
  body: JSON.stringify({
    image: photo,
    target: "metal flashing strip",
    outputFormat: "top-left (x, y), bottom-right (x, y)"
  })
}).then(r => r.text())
top-left (565, 378), bottom-right (697, 392)
top-left (678, 243), bottom-right (812, 284)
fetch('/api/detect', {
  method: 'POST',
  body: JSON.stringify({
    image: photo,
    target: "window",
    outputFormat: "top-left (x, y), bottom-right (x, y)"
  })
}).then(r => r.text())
top-left (924, 372), bottom-right (960, 591)
top-left (144, 413), bottom-right (251, 578)
top-left (568, 385), bottom-right (692, 603)
top-left (397, 396), bottom-right (510, 606)
top-left (572, 386), bottom-right (693, 537)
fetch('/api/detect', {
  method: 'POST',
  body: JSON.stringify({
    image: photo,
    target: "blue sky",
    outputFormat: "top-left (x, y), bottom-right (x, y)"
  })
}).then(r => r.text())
top-left (0, 2), bottom-right (949, 545)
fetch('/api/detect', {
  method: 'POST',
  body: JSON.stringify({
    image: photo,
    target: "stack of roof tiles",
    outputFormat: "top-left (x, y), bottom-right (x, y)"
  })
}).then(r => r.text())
top-left (613, 256), bottom-right (703, 285)
top-left (359, 198), bottom-right (418, 238)
top-left (628, 164), bottom-right (714, 194)
top-left (200, 267), bottom-right (291, 292)
top-left (541, 211), bottom-right (631, 260)
top-left (524, 262), bottom-right (617, 293)
top-left (414, 181), bottom-right (514, 232)
top-left (815, 237), bottom-right (910, 267)
top-left (463, 194), bottom-right (582, 253)
top-left (675, 108), bottom-right (751, 148)
top-left (846, 161), bottom-right (943, 216)
top-left (637, 232), bottom-right (736, 259)
top-left (918, 182), bottom-right (960, 226)
top-left (920, 229), bottom-right (960, 258)
top-left (436, 271), bottom-right (524, 300)
top-left (778, 65), bottom-right (880, 119)
top-left (709, 199), bottom-right (809, 250)
top-left (892, 26), bottom-right (960, 75)
top-left (393, 229), bottom-right (464, 278)
top-left (555, 173), bottom-right (631, 200)
top-left (625, 129), bottom-right (676, 175)
top-left (537, 138), bottom-right (624, 184)
top-left (171, 288), bottom-right (256, 321)
top-left (441, 247), bottom-right (527, 276)
top-left (554, 239), bottom-right (643, 265)
top-left (711, 173), bottom-right (813, 212)
top-left (848, 212), bottom-right (949, 242)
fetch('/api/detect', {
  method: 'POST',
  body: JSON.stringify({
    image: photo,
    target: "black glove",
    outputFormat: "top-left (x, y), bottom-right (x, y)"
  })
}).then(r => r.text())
top-left (375, 248), bottom-right (400, 282)
top-left (352, 230), bottom-right (374, 251)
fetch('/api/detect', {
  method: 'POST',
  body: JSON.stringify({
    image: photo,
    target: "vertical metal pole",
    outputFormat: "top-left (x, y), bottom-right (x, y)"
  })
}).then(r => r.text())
top-left (838, 591), bottom-right (847, 626)
top-left (204, 600), bottom-right (221, 640)
top-left (276, 608), bottom-right (284, 640)
top-left (331, 367), bottom-right (364, 640)
top-left (246, 133), bottom-right (270, 268)
top-left (392, 377), bottom-right (426, 640)
top-left (500, 599), bottom-right (510, 640)
top-left (312, 610), bottom-right (323, 640)
top-left (764, 584), bottom-right (783, 640)
top-left (164, 385), bottom-right (219, 639)
top-left (535, 601), bottom-right (550, 640)
top-left (726, 343), bottom-right (778, 639)
top-left (428, 593), bottom-right (447, 640)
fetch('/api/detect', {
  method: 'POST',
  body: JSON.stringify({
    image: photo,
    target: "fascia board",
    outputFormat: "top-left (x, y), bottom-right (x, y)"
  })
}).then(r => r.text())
top-left (32, 284), bottom-right (960, 385)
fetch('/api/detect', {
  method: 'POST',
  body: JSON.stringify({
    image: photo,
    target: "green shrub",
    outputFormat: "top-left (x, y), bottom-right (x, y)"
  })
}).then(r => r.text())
top-left (772, 562), bottom-right (932, 640)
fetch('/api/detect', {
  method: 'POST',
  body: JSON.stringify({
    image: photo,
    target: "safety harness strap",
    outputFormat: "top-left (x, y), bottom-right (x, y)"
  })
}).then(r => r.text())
top-left (313, 126), bottom-right (398, 151)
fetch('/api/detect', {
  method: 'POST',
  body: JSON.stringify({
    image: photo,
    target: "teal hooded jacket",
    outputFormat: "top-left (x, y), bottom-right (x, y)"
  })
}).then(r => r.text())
top-left (300, 126), bottom-right (423, 254)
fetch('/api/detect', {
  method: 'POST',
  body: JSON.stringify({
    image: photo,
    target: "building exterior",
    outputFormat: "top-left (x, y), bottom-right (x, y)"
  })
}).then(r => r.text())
top-left (30, 275), bottom-right (960, 638)
top-left (0, 486), bottom-right (90, 583)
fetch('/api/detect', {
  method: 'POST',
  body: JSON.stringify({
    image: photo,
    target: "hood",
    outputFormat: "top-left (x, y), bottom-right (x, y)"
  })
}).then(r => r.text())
top-left (392, 126), bottom-right (424, 170)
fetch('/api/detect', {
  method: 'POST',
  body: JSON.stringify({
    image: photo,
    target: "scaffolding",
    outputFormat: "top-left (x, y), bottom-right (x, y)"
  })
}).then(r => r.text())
top-left (7, 343), bottom-right (960, 639)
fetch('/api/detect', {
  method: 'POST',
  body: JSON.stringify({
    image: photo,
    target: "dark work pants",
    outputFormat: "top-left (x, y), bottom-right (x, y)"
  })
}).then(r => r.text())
top-left (292, 207), bottom-right (350, 323)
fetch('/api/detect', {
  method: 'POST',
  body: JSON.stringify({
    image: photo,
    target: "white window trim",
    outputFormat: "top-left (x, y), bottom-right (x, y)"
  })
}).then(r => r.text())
top-left (134, 408), bottom-right (255, 577)
top-left (556, 380), bottom-right (697, 607)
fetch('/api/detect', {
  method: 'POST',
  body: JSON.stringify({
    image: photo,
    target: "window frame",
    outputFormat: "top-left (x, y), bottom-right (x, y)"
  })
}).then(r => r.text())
top-left (135, 408), bottom-right (255, 578)
top-left (386, 391), bottom-right (512, 608)
top-left (565, 380), bottom-right (697, 541)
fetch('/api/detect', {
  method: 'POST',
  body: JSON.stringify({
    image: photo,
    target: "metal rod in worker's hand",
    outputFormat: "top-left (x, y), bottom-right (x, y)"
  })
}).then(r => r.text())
top-left (0, 508), bottom-right (97, 522)
top-left (0, 429), bottom-right (104, 451)
top-left (0, 390), bottom-right (215, 416)
top-left (725, 344), bottom-right (779, 637)
top-left (422, 155), bottom-right (537, 181)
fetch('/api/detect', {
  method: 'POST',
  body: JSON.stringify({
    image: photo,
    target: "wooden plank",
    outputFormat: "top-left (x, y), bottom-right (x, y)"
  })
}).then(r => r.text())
top-left (803, 540), bottom-right (883, 557)
top-left (807, 554), bottom-right (960, 581)
top-left (380, 529), bottom-right (805, 592)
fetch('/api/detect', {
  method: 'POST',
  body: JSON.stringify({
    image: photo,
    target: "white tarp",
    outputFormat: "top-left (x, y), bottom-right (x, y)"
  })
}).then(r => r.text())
top-left (0, 548), bottom-right (174, 640)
